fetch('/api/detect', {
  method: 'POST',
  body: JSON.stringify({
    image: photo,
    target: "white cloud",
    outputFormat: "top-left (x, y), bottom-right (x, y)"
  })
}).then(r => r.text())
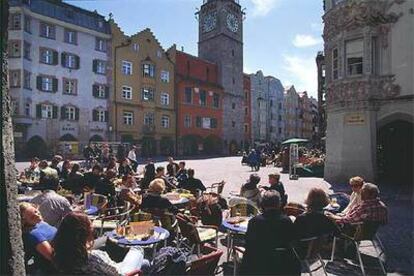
top-left (250, 0), bottom-right (280, 17)
top-left (283, 54), bottom-right (317, 97)
top-left (292, 34), bottom-right (322, 48)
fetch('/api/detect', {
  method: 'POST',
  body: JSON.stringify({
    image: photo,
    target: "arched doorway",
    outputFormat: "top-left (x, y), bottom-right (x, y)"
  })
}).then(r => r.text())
top-left (59, 134), bottom-right (79, 157)
top-left (89, 135), bottom-right (103, 142)
top-left (377, 120), bottom-right (413, 184)
top-left (160, 136), bottom-right (174, 156)
top-left (181, 135), bottom-right (202, 155)
top-left (141, 136), bottom-right (156, 157)
top-left (229, 140), bottom-right (239, 155)
top-left (26, 136), bottom-right (48, 158)
top-left (203, 135), bottom-right (223, 154)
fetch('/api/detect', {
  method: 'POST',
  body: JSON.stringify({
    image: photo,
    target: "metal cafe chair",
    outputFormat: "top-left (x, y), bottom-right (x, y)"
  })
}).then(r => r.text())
top-left (187, 244), bottom-right (223, 276)
top-left (330, 221), bottom-right (387, 276)
top-left (206, 181), bottom-right (226, 195)
top-left (292, 235), bottom-right (329, 276)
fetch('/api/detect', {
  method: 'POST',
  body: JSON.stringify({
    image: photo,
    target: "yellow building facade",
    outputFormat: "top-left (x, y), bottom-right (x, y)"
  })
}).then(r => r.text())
top-left (110, 22), bottom-right (175, 156)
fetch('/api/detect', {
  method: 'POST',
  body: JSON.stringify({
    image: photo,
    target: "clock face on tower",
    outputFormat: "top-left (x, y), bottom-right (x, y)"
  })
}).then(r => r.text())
top-left (203, 12), bottom-right (217, 33)
top-left (226, 13), bottom-right (239, 33)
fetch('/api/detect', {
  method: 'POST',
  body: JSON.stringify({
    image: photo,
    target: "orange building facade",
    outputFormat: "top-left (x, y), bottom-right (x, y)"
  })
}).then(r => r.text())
top-left (174, 50), bottom-right (224, 155)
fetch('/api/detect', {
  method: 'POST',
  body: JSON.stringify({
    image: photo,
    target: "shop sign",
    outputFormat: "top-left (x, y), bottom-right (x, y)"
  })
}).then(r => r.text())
top-left (345, 113), bottom-right (365, 125)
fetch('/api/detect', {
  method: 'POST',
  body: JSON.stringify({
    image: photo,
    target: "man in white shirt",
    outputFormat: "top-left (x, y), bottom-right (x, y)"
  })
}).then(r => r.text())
top-left (127, 145), bottom-right (138, 172)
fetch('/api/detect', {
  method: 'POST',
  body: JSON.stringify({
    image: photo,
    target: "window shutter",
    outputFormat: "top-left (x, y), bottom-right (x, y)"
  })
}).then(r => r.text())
top-left (92, 110), bottom-right (98, 121)
top-left (53, 50), bottom-right (58, 65)
top-left (105, 86), bottom-right (109, 99)
top-left (92, 60), bottom-right (97, 73)
top-left (61, 52), bottom-right (66, 67)
top-left (52, 78), bottom-right (58, 92)
top-left (52, 106), bottom-right (58, 119)
top-left (36, 76), bottom-right (42, 90)
top-left (60, 106), bottom-right (66, 120)
top-left (75, 55), bottom-right (80, 69)
top-left (36, 104), bottom-right (42, 118)
top-left (75, 107), bottom-right (79, 121)
top-left (92, 85), bottom-right (98, 97)
top-left (104, 111), bottom-right (109, 122)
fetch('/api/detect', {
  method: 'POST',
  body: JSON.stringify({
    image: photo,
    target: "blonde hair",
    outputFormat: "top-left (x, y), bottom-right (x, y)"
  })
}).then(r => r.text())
top-left (19, 202), bottom-right (39, 231)
top-left (148, 179), bottom-right (165, 194)
top-left (349, 176), bottom-right (364, 186)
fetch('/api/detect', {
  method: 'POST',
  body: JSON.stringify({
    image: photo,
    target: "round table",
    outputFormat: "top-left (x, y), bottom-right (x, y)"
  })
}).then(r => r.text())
top-left (85, 205), bottom-right (99, 215)
top-left (106, 226), bottom-right (170, 259)
top-left (222, 217), bottom-right (250, 261)
top-left (115, 187), bottom-right (141, 193)
top-left (168, 197), bottom-right (189, 206)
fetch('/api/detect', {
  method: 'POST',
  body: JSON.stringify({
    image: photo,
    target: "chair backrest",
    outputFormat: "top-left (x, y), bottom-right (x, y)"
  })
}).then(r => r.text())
top-left (176, 213), bottom-right (200, 244)
top-left (284, 202), bottom-right (305, 217)
top-left (230, 202), bottom-right (259, 217)
top-left (216, 181), bottom-right (225, 195)
top-left (354, 221), bottom-right (382, 241)
top-left (294, 236), bottom-right (328, 260)
top-left (188, 245), bottom-right (223, 275)
top-left (130, 211), bottom-right (153, 222)
top-left (91, 193), bottom-right (108, 210)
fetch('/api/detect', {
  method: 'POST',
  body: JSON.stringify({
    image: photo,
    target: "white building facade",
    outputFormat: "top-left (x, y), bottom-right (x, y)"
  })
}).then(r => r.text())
top-left (8, 0), bottom-right (111, 158)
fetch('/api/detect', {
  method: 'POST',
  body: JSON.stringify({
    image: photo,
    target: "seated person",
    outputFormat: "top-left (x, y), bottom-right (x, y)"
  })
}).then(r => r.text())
top-left (65, 163), bottom-right (84, 194)
top-left (166, 157), bottom-right (179, 177)
top-left (106, 157), bottom-right (118, 174)
top-left (175, 161), bottom-right (188, 186)
top-left (37, 160), bottom-right (59, 191)
top-left (155, 166), bottom-right (176, 192)
top-left (294, 188), bottom-right (339, 239)
top-left (59, 160), bottom-right (71, 181)
top-left (31, 190), bottom-right (72, 227)
top-left (262, 173), bottom-right (288, 207)
top-left (141, 179), bottom-right (178, 214)
top-left (83, 164), bottom-right (103, 191)
top-left (340, 176), bottom-right (364, 216)
top-left (327, 183), bottom-right (388, 226)
top-left (53, 212), bottom-right (149, 274)
top-left (177, 168), bottom-right (206, 196)
top-left (95, 170), bottom-right (116, 197)
top-left (240, 191), bottom-right (300, 275)
top-left (141, 159), bottom-right (156, 190)
top-left (118, 158), bottom-right (133, 177)
top-left (24, 157), bottom-right (40, 178)
top-left (239, 174), bottom-right (262, 207)
top-left (20, 202), bottom-right (56, 272)
top-left (119, 175), bottom-right (141, 207)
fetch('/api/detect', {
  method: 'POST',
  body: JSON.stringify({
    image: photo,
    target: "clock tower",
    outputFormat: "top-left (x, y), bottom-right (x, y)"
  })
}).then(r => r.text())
top-left (198, 0), bottom-right (244, 153)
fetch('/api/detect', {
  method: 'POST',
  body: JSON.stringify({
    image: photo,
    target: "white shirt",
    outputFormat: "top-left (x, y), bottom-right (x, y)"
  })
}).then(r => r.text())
top-left (128, 149), bottom-right (136, 161)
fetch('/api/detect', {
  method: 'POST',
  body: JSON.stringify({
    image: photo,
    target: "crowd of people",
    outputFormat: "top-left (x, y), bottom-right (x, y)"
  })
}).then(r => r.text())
top-left (18, 148), bottom-right (388, 275)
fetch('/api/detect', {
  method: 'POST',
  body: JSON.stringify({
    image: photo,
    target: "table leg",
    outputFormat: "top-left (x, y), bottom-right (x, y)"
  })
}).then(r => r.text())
top-left (227, 230), bottom-right (231, 262)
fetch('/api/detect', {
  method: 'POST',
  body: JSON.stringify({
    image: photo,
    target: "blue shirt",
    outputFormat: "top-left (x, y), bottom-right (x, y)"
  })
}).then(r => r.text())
top-left (24, 222), bottom-right (57, 269)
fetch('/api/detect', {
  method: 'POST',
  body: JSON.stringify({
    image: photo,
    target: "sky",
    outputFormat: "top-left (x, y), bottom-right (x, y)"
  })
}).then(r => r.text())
top-left (65, 0), bottom-right (324, 98)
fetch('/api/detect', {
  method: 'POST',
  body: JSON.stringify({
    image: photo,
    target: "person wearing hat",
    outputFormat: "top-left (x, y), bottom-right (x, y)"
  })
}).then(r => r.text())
top-left (240, 174), bottom-right (262, 207)
top-left (263, 173), bottom-right (288, 207)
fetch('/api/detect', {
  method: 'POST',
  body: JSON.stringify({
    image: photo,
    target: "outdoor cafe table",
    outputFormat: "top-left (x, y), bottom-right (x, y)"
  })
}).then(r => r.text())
top-left (222, 217), bottom-right (250, 261)
top-left (106, 226), bottom-right (170, 259)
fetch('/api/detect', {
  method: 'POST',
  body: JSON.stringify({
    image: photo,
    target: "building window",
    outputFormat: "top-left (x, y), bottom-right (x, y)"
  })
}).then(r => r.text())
top-left (122, 86), bottom-right (132, 100)
top-left (40, 48), bottom-right (57, 65)
top-left (24, 70), bottom-right (31, 89)
top-left (39, 22), bottom-right (55, 39)
top-left (23, 41), bottom-right (30, 60)
top-left (9, 70), bottom-right (21, 88)
top-left (144, 113), bottom-right (155, 126)
top-left (41, 105), bottom-right (53, 119)
top-left (244, 124), bottom-right (248, 133)
top-left (278, 127), bottom-right (282, 134)
top-left (161, 93), bottom-right (169, 105)
top-left (196, 116), bottom-right (202, 128)
top-left (95, 38), bottom-right (107, 52)
top-left (25, 103), bottom-right (31, 117)
top-left (123, 112), bottom-right (133, 125)
top-left (97, 110), bottom-right (106, 122)
top-left (24, 15), bottom-right (31, 33)
top-left (142, 63), bottom-right (155, 78)
top-left (161, 115), bottom-right (170, 128)
top-left (278, 115), bottom-right (282, 121)
top-left (213, 93), bottom-right (220, 108)
top-left (142, 87), bottom-right (154, 101)
top-left (160, 70), bottom-right (169, 83)
top-left (65, 106), bottom-right (76, 120)
top-left (62, 53), bottom-right (79, 69)
top-left (63, 78), bottom-right (77, 95)
top-left (93, 60), bottom-right (106, 74)
top-left (10, 100), bottom-right (18, 116)
top-left (64, 29), bottom-right (77, 44)
top-left (157, 50), bottom-right (162, 58)
top-left (185, 87), bottom-right (192, 104)
top-left (278, 102), bottom-right (282, 109)
top-left (232, 121), bottom-right (236, 128)
top-left (332, 48), bottom-right (338, 80)
top-left (37, 76), bottom-right (57, 92)
top-left (244, 107), bottom-right (248, 116)
top-left (122, 61), bottom-right (133, 75)
top-left (184, 115), bottom-right (191, 128)
top-left (10, 13), bottom-right (21, 30)
top-left (371, 36), bottom-right (379, 75)
top-left (93, 84), bottom-right (108, 98)
top-left (210, 118), bottom-right (218, 129)
top-left (132, 43), bottom-right (139, 52)
top-left (270, 100), bottom-right (273, 107)
top-left (346, 39), bottom-right (363, 76)
top-left (199, 90), bottom-right (207, 106)
top-left (8, 40), bottom-right (21, 58)
top-left (232, 103), bottom-right (236, 109)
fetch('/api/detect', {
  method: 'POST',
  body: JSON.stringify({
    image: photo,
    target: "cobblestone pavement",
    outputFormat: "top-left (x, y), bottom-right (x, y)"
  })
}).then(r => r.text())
top-left (16, 156), bottom-right (413, 275)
